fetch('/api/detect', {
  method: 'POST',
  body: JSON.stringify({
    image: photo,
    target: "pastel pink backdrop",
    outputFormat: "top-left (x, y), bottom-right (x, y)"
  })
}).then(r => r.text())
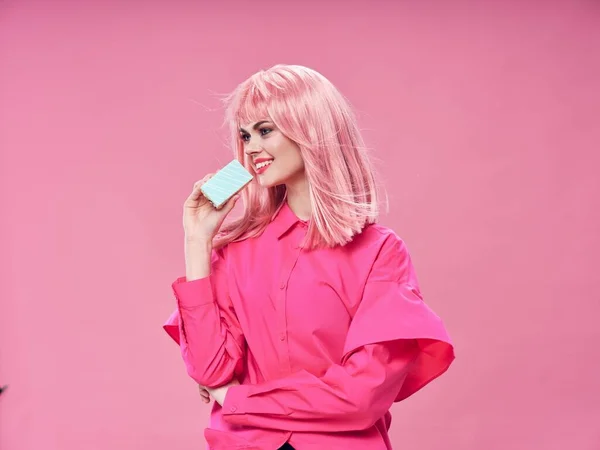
top-left (1, 1), bottom-right (599, 449)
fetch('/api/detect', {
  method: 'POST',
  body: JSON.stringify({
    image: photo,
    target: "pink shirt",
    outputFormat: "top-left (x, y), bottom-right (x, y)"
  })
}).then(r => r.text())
top-left (164, 202), bottom-right (455, 450)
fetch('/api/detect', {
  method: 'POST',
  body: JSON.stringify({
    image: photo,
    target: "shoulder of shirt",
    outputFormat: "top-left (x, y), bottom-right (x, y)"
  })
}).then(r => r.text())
top-left (354, 224), bottom-right (415, 276)
top-left (359, 222), bottom-right (405, 246)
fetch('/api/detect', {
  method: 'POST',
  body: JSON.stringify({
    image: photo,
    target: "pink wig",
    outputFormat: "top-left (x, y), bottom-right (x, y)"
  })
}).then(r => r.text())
top-left (214, 64), bottom-right (381, 250)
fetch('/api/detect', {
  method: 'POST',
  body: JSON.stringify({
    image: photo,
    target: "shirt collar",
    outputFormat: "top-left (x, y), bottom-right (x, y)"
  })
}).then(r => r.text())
top-left (270, 198), bottom-right (309, 239)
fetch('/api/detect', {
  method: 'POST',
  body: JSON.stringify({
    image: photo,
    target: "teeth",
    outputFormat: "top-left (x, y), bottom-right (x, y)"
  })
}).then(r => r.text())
top-left (256, 160), bottom-right (273, 169)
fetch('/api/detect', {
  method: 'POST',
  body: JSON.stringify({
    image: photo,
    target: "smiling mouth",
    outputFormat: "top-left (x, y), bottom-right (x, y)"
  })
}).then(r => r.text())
top-left (255, 160), bottom-right (274, 173)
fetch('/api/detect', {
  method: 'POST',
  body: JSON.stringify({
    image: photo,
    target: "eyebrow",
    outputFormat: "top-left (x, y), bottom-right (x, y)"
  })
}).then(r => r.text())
top-left (239, 120), bottom-right (270, 134)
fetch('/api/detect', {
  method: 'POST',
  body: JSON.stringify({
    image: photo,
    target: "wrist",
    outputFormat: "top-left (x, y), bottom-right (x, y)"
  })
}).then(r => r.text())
top-left (207, 379), bottom-right (239, 406)
top-left (184, 239), bottom-right (213, 281)
top-left (185, 237), bottom-right (213, 249)
top-left (210, 385), bottom-right (229, 406)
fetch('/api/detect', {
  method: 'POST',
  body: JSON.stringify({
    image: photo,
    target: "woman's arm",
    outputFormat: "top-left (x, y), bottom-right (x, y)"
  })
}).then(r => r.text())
top-left (164, 246), bottom-right (245, 389)
top-left (217, 340), bottom-right (417, 432)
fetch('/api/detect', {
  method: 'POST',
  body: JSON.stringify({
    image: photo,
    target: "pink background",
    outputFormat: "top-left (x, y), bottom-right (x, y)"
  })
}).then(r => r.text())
top-left (1, 1), bottom-right (599, 449)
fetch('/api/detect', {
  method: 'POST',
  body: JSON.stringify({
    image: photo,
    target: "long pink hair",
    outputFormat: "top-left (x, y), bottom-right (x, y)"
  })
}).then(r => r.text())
top-left (214, 64), bottom-right (382, 250)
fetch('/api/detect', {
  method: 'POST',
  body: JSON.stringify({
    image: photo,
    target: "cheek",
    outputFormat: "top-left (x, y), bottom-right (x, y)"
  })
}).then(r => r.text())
top-left (291, 147), bottom-right (304, 168)
top-left (267, 136), bottom-right (287, 157)
top-left (266, 135), bottom-right (303, 168)
top-left (292, 156), bottom-right (305, 173)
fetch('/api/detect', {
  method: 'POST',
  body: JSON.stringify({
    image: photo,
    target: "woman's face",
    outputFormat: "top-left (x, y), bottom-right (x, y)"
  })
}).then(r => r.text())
top-left (240, 119), bottom-right (305, 188)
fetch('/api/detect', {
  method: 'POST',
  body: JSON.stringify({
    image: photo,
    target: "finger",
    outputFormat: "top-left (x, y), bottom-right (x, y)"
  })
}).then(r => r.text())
top-left (193, 174), bottom-right (214, 189)
top-left (186, 174), bottom-right (214, 203)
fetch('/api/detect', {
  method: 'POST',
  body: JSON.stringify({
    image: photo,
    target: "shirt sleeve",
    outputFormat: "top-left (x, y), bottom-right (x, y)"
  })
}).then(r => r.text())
top-left (221, 233), bottom-right (455, 432)
top-left (343, 233), bottom-right (455, 403)
top-left (222, 340), bottom-right (417, 432)
top-left (163, 247), bottom-right (245, 388)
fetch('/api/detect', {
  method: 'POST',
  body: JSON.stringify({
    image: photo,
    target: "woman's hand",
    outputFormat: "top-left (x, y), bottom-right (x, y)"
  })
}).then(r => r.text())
top-left (183, 174), bottom-right (240, 244)
top-left (198, 385), bottom-right (211, 404)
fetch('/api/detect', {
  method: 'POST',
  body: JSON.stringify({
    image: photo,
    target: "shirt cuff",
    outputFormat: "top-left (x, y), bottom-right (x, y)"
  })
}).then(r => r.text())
top-left (221, 384), bottom-right (251, 426)
top-left (171, 276), bottom-right (215, 308)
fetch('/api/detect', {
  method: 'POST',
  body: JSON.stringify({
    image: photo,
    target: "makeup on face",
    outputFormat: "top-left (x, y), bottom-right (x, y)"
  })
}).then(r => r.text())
top-left (240, 119), bottom-right (305, 188)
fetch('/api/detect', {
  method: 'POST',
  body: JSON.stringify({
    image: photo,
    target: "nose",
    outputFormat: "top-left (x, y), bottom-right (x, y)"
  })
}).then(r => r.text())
top-left (244, 140), bottom-right (262, 156)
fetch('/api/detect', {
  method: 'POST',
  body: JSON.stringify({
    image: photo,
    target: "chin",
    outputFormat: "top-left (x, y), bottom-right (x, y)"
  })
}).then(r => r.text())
top-left (258, 178), bottom-right (281, 188)
top-left (257, 171), bottom-right (285, 188)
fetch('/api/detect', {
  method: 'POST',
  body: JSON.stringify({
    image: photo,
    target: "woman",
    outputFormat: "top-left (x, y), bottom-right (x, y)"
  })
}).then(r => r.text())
top-left (164, 65), bottom-right (455, 450)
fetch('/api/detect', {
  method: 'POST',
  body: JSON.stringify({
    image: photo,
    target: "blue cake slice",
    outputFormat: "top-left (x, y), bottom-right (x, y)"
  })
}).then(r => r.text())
top-left (200, 159), bottom-right (254, 209)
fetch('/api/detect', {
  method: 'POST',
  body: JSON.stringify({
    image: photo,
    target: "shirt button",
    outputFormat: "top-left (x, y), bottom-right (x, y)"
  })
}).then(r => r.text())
top-left (280, 334), bottom-right (286, 341)
top-left (280, 282), bottom-right (286, 289)
top-left (230, 406), bottom-right (237, 412)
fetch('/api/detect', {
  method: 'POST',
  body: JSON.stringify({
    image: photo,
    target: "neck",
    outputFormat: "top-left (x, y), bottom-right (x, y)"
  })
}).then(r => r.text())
top-left (285, 175), bottom-right (311, 221)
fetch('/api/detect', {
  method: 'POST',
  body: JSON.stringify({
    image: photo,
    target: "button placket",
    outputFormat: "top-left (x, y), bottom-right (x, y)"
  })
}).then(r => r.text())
top-left (276, 231), bottom-right (304, 375)
top-left (275, 249), bottom-right (292, 373)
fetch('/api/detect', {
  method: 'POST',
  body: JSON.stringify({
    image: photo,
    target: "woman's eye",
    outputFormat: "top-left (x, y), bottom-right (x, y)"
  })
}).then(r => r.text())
top-left (260, 128), bottom-right (272, 136)
top-left (241, 134), bottom-right (250, 142)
